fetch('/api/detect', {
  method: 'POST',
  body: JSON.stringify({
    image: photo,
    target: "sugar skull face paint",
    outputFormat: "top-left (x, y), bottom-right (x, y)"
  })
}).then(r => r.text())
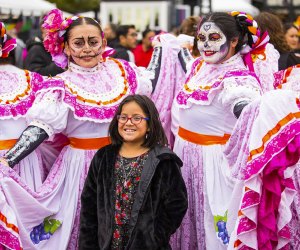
top-left (64, 24), bottom-right (105, 68)
top-left (197, 22), bottom-right (230, 64)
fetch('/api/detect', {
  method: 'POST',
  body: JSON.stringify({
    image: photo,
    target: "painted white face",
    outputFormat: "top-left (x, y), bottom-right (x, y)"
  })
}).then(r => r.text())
top-left (64, 24), bottom-right (105, 68)
top-left (197, 22), bottom-right (229, 64)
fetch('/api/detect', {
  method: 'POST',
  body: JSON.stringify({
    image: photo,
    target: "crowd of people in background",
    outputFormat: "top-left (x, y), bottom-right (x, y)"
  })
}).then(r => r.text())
top-left (0, 7), bottom-right (299, 250)
top-left (2, 11), bottom-right (300, 74)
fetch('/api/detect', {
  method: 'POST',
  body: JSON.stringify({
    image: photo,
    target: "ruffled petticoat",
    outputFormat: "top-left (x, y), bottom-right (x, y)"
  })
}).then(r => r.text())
top-left (225, 90), bottom-right (300, 250)
top-left (0, 146), bottom-right (96, 250)
top-left (0, 150), bottom-right (44, 192)
top-left (170, 138), bottom-right (236, 250)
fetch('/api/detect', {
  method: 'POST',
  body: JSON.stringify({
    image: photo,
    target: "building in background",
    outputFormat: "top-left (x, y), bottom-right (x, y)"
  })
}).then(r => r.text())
top-left (252, 0), bottom-right (300, 21)
top-left (100, 0), bottom-right (176, 32)
top-left (100, 0), bottom-right (263, 32)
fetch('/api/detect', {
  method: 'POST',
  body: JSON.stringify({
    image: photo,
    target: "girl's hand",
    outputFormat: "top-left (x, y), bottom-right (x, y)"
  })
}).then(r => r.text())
top-left (0, 158), bottom-right (9, 167)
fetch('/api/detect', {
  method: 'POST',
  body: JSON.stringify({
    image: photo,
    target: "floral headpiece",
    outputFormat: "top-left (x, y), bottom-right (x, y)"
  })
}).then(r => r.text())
top-left (230, 11), bottom-right (264, 53)
top-left (0, 22), bottom-right (17, 58)
top-left (42, 9), bottom-right (80, 68)
top-left (230, 11), bottom-right (270, 71)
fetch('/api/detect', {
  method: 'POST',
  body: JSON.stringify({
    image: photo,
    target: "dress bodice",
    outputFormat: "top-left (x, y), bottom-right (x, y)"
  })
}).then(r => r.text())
top-left (176, 54), bottom-right (262, 135)
top-left (27, 59), bottom-right (152, 137)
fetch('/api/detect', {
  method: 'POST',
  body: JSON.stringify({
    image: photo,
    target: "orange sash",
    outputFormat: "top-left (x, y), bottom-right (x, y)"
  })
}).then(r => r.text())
top-left (0, 139), bottom-right (17, 150)
top-left (68, 137), bottom-right (111, 150)
top-left (178, 127), bottom-right (230, 145)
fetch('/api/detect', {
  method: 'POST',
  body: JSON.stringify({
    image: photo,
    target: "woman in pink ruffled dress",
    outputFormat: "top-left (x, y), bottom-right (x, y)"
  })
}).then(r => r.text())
top-left (223, 67), bottom-right (300, 250)
top-left (170, 12), bottom-right (266, 249)
top-left (0, 9), bottom-right (168, 249)
top-left (0, 22), bottom-right (45, 195)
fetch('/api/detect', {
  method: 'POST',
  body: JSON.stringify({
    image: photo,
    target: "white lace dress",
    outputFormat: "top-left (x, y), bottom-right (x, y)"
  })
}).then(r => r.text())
top-left (170, 54), bottom-right (262, 250)
top-left (0, 65), bottom-right (44, 192)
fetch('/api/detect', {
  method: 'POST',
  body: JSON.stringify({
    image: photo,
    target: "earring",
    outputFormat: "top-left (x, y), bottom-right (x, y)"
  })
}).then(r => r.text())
top-left (145, 133), bottom-right (148, 139)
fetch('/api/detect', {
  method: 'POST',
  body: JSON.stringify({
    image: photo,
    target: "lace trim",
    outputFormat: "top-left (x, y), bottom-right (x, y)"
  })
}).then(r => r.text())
top-left (64, 58), bottom-right (130, 106)
top-left (234, 121), bottom-right (300, 249)
top-left (177, 69), bottom-right (258, 107)
top-left (68, 62), bottom-right (99, 73)
top-left (0, 70), bottom-right (31, 103)
top-left (274, 65), bottom-right (300, 90)
top-left (35, 59), bottom-right (138, 122)
top-left (30, 120), bottom-right (54, 137)
top-left (0, 224), bottom-right (22, 249)
top-left (0, 71), bottom-right (42, 119)
top-left (247, 111), bottom-right (300, 167)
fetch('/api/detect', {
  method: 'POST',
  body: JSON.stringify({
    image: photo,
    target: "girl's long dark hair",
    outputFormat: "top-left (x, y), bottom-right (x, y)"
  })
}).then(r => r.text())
top-left (108, 95), bottom-right (168, 148)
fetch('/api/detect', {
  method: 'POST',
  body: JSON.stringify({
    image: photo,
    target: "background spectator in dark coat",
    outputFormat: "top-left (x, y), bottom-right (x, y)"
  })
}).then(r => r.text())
top-left (103, 23), bottom-right (119, 48)
top-left (112, 24), bottom-right (137, 63)
top-left (24, 26), bottom-right (64, 76)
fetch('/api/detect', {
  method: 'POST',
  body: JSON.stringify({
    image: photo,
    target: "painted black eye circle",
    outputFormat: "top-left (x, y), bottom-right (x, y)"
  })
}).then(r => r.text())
top-left (197, 34), bottom-right (206, 42)
top-left (209, 33), bottom-right (221, 41)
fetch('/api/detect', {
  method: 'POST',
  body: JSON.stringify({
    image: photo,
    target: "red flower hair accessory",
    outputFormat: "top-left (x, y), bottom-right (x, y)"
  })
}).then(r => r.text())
top-left (0, 22), bottom-right (17, 58)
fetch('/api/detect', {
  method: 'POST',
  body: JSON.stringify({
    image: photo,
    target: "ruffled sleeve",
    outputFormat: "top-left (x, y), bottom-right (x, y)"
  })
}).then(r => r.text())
top-left (129, 63), bottom-right (153, 96)
top-left (151, 34), bottom-right (182, 145)
top-left (218, 74), bottom-right (262, 115)
top-left (253, 43), bottom-right (279, 93)
top-left (26, 89), bottom-right (69, 137)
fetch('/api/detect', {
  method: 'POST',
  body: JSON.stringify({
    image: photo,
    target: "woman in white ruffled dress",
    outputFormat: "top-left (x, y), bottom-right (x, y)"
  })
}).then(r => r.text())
top-left (0, 9), bottom-right (170, 249)
top-left (0, 22), bottom-right (45, 196)
top-left (170, 12), bottom-right (265, 249)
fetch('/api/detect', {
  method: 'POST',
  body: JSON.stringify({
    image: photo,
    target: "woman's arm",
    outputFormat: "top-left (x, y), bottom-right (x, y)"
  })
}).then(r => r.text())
top-left (2, 126), bottom-right (49, 168)
top-left (146, 46), bottom-right (162, 93)
top-left (178, 47), bottom-right (194, 73)
top-left (177, 34), bottom-right (195, 73)
top-left (233, 101), bottom-right (250, 118)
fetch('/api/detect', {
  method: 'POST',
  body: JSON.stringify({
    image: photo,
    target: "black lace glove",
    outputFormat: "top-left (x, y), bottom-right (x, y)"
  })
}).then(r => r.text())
top-left (3, 125), bottom-right (49, 168)
top-left (178, 48), bottom-right (193, 73)
top-left (233, 101), bottom-right (249, 118)
top-left (146, 46), bottom-right (162, 93)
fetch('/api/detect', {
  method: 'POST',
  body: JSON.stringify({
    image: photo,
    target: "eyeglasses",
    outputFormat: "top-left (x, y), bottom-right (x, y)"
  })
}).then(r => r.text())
top-left (117, 115), bottom-right (149, 124)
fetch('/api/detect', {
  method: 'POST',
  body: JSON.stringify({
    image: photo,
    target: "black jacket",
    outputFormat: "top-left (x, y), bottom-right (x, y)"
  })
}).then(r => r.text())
top-left (79, 144), bottom-right (188, 250)
top-left (24, 36), bottom-right (64, 76)
top-left (111, 44), bottom-right (133, 62)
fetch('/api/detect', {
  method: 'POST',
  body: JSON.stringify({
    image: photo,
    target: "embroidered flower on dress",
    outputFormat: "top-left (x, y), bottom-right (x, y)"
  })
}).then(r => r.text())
top-left (29, 217), bottom-right (62, 245)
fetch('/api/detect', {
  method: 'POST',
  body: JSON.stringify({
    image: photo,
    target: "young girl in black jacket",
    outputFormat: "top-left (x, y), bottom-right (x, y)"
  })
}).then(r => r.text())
top-left (79, 95), bottom-right (188, 250)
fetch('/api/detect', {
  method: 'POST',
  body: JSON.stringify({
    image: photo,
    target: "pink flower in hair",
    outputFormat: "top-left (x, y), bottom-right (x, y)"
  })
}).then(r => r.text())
top-left (52, 53), bottom-right (68, 68)
top-left (42, 9), bottom-right (80, 68)
top-left (42, 9), bottom-right (64, 31)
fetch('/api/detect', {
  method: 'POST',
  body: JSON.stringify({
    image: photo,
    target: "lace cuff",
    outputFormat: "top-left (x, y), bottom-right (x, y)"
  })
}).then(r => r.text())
top-left (29, 120), bottom-right (54, 137)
